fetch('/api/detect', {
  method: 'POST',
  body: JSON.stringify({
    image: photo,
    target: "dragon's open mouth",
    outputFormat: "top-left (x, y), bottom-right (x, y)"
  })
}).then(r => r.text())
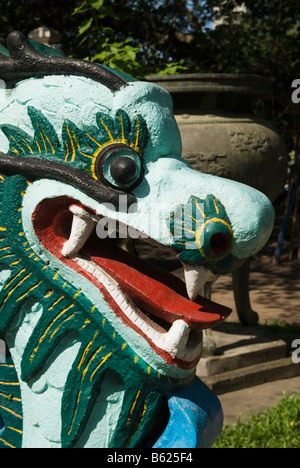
top-left (32, 196), bottom-right (231, 370)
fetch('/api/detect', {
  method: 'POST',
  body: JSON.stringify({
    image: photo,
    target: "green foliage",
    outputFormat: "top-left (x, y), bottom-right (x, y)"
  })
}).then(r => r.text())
top-left (207, 0), bottom-right (300, 80)
top-left (214, 392), bottom-right (300, 448)
top-left (91, 39), bottom-right (141, 75)
top-left (71, 0), bottom-right (208, 77)
top-left (0, 0), bottom-right (299, 148)
top-left (1, 0), bottom-right (299, 80)
top-left (154, 61), bottom-right (188, 76)
top-left (72, 0), bottom-right (143, 76)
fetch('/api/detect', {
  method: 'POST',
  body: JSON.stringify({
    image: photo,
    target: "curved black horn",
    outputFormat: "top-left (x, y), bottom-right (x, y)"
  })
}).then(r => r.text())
top-left (0, 31), bottom-right (128, 92)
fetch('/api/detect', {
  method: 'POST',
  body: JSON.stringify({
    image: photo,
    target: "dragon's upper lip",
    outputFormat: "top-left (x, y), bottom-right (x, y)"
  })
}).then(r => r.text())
top-left (32, 195), bottom-right (231, 369)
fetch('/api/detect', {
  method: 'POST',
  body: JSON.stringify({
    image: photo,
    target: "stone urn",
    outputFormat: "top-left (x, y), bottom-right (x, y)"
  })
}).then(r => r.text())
top-left (148, 74), bottom-right (287, 202)
top-left (148, 73), bottom-right (288, 329)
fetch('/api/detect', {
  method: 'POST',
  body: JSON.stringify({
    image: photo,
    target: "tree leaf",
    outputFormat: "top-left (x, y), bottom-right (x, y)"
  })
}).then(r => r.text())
top-left (72, 1), bottom-right (89, 16)
top-left (126, 50), bottom-right (136, 61)
top-left (88, 0), bottom-right (104, 10)
top-left (79, 17), bottom-right (93, 36)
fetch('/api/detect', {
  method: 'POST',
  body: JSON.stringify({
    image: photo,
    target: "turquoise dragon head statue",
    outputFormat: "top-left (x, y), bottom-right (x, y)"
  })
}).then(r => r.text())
top-left (0, 32), bottom-right (274, 448)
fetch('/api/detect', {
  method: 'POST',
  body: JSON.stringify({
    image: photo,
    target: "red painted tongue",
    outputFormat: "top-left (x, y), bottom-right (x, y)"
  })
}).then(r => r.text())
top-left (84, 240), bottom-right (231, 330)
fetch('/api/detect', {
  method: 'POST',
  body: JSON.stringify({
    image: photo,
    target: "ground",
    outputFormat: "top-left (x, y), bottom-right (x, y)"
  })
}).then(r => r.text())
top-left (212, 253), bottom-right (300, 328)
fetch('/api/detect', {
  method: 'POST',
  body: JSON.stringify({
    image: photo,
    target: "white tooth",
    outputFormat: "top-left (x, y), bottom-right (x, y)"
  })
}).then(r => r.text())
top-left (62, 208), bottom-right (96, 258)
top-left (69, 204), bottom-right (99, 223)
top-left (161, 320), bottom-right (190, 357)
top-left (183, 263), bottom-right (216, 301)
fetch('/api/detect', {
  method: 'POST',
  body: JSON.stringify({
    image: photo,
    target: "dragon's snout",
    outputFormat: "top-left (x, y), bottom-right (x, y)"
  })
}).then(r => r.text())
top-left (169, 193), bottom-right (235, 300)
top-left (137, 156), bottom-right (275, 303)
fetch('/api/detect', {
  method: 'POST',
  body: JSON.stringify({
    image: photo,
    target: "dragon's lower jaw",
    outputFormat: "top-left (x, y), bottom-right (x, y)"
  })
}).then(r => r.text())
top-left (33, 197), bottom-right (231, 370)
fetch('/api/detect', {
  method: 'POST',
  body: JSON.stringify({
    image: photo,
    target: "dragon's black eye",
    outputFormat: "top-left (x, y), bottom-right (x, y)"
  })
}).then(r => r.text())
top-left (94, 143), bottom-right (143, 190)
top-left (110, 156), bottom-right (138, 186)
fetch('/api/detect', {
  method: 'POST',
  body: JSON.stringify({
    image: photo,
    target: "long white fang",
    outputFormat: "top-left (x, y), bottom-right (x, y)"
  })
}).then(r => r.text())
top-left (159, 320), bottom-right (190, 357)
top-left (62, 206), bottom-right (97, 258)
top-left (183, 263), bottom-right (216, 301)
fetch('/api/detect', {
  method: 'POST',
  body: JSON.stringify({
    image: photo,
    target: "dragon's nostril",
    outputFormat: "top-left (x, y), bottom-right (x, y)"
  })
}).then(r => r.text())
top-left (170, 194), bottom-right (234, 263)
top-left (210, 232), bottom-right (230, 255)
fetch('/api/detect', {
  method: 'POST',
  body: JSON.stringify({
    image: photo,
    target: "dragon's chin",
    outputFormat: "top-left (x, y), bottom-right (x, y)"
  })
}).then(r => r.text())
top-left (32, 195), bottom-right (231, 370)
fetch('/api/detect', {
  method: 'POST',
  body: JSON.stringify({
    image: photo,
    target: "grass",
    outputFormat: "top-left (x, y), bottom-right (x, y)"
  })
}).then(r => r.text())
top-left (213, 392), bottom-right (300, 448)
top-left (263, 320), bottom-right (300, 335)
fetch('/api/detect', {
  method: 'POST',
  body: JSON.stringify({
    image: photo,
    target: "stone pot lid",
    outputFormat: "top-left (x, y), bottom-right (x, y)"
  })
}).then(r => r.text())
top-left (147, 73), bottom-right (273, 99)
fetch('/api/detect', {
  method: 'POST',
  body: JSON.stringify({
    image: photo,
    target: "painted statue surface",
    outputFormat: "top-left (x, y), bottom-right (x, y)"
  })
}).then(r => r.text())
top-left (0, 32), bottom-right (274, 448)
